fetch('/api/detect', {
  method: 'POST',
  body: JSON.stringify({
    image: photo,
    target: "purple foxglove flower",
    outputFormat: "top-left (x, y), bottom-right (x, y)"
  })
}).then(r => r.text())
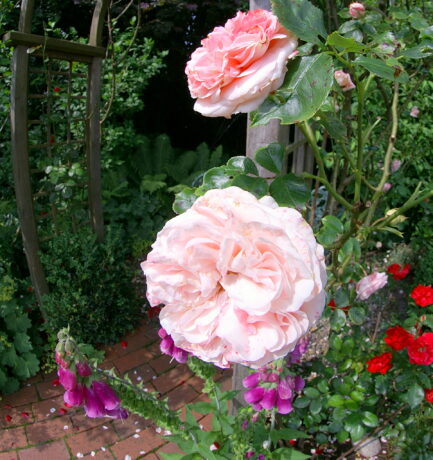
top-left (267, 373), bottom-right (279, 383)
top-left (277, 377), bottom-right (293, 400)
top-left (244, 387), bottom-right (265, 404)
top-left (293, 376), bottom-right (305, 392)
top-left (260, 388), bottom-right (277, 410)
top-left (105, 407), bottom-right (129, 419)
top-left (55, 352), bottom-right (68, 369)
top-left (257, 455), bottom-right (265, 460)
top-left (245, 452), bottom-right (255, 459)
top-left (160, 336), bottom-right (175, 355)
top-left (241, 419), bottom-right (249, 430)
top-left (76, 362), bottom-right (92, 377)
top-left (288, 337), bottom-right (310, 364)
top-left (64, 384), bottom-right (85, 407)
top-left (92, 381), bottom-right (120, 410)
top-left (242, 372), bottom-right (261, 389)
top-left (173, 346), bottom-right (189, 363)
top-left (84, 387), bottom-right (106, 418)
top-left (276, 396), bottom-right (293, 414)
top-left (252, 402), bottom-right (263, 411)
top-left (58, 367), bottom-right (77, 391)
top-left (158, 328), bottom-right (168, 339)
top-left (252, 412), bottom-right (259, 423)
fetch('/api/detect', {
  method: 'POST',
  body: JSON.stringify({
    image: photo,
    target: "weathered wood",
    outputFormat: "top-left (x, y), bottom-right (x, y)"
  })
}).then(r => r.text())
top-left (4, 31), bottom-right (106, 58)
top-left (10, 45), bottom-right (49, 306)
top-left (292, 128), bottom-right (315, 187)
top-left (89, 0), bottom-right (110, 47)
top-left (86, 57), bottom-right (105, 241)
top-left (18, 0), bottom-right (35, 33)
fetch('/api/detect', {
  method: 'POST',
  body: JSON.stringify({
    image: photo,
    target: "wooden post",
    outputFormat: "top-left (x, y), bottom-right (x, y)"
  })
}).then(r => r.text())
top-left (231, 0), bottom-right (291, 414)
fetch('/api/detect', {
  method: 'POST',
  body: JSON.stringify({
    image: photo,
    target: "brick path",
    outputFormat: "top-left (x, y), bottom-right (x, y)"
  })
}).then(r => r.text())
top-left (0, 321), bottom-right (232, 460)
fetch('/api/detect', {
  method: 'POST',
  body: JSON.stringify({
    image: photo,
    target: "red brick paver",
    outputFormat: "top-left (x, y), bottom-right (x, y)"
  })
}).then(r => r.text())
top-left (0, 321), bottom-right (230, 459)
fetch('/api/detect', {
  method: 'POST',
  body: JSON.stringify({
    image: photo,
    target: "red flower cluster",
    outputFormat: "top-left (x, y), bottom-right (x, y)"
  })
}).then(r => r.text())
top-left (366, 352), bottom-right (393, 374)
top-left (407, 332), bottom-right (433, 365)
top-left (411, 285), bottom-right (433, 307)
top-left (384, 325), bottom-right (414, 350)
top-left (387, 263), bottom-right (410, 280)
top-left (425, 388), bottom-right (433, 403)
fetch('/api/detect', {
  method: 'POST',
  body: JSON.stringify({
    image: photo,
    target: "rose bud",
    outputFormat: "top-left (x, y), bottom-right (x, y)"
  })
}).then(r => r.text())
top-left (349, 2), bottom-right (366, 18)
top-left (334, 70), bottom-right (356, 92)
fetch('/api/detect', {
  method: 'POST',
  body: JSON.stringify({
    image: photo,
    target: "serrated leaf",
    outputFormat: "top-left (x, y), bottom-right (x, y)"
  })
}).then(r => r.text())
top-left (14, 332), bottom-right (33, 353)
top-left (271, 0), bottom-right (327, 44)
top-left (255, 143), bottom-right (285, 174)
top-left (317, 215), bottom-right (344, 246)
top-left (251, 54), bottom-right (334, 126)
top-left (231, 175), bottom-right (268, 198)
top-left (226, 156), bottom-right (258, 175)
top-left (269, 173), bottom-right (310, 208)
top-left (4, 313), bottom-right (31, 332)
top-left (354, 56), bottom-right (409, 83)
top-left (326, 31), bottom-right (366, 52)
top-left (173, 188), bottom-right (197, 214)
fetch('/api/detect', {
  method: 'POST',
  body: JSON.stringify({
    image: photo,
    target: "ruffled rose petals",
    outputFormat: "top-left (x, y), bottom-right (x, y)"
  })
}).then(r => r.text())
top-left (366, 352), bottom-right (392, 374)
top-left (387, 263), bottom-right (410, 280)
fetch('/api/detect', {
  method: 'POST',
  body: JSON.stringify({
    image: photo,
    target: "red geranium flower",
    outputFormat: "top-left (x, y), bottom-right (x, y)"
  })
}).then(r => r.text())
top-left (407, 332), bottom-right (433, 365)
top-left (366, 352), bottom-right (392, 374)
top-left (53, 87), bottom-right (61, 92)
top-left (387, 264), bottom-right (410, 280)
top-left (384, 325), bottom-right (414, 350)
top-left (411, 285), bottom-right (433, 307)
top-left (425, 388), bottom-right (433, 403)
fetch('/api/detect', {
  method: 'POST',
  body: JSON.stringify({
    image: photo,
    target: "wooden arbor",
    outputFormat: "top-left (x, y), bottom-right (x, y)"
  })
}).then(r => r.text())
top-left (5, 0), bottom-right (109, 304)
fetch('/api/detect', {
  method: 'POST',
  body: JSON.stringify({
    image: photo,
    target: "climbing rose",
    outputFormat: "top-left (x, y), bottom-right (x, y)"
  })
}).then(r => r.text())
top-left (334, 70), bottom-right (356, 91)
top-left (411, 285), bottom-right (433, 307)
top-left (410, 106), bottom-right (420, 118)
top-left (185, 9), bottom-right (297, 118)
top-left (407, 333), bottom-right (433, 365)
top-left (391, 159), bottom-right (402, 172)
top-left (425, 388), bottom-right (433, 403)
top-left (356, 272), bottom-right (388, 300)
top-left (384, 325), bottom-right (414, 350)
top-left (387, 263), bottom-right (410, 280)
top-left (349, 2), bottom-right (366, 18)
top-left (366, 352), bottom-right (392, 374)
top-left (142, 187), bottom-right (327, 368)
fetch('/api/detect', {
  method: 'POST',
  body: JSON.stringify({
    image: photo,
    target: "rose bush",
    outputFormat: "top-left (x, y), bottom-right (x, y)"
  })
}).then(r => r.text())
top-left (142, 186), bottom-right (326, 368)
top-left (185, 9), bottom-right (297, 118)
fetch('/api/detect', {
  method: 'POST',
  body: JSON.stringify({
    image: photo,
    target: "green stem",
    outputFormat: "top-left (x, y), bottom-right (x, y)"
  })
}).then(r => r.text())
top-left (354, 77), bottom-right (366, 203)
top-left (364, 83), bottom-right (399, 226)
top-left (298, 121), bottom-right (328, 182)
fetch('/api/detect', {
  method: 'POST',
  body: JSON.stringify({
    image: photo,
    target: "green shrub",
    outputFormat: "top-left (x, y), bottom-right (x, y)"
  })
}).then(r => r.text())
top-left (41, 225), bottom-right (141, 345)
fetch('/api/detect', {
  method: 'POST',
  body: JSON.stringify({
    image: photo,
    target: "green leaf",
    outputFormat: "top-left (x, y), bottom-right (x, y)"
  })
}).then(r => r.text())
top-left (189, 401), bottom-right (215, 414)
top-left (328, 394), bottom-right (346, 407)
top-left (354, 56), bottom-right (409, 83)
top-left (173, 188), bottom-right (197, 214)
top-left (350, 424), bottom-right (366, 442)
top-left (255, 143), bottom-right (285, 174)
top-left (304, 387), bottom-right (320, 399)
top-left (14, 332), bottom-right (33, 353)
top-left (317, 215), bottom-right (344, 246)
top-left (185, 406), bottom-right (199, 428)
top-left (330, 309), bottom-right (346, 331)
top-left (337, 430), bottom-right (349, 443)
top-left (202, 167), bottom-right (233, 189)
top-left (231, 175), bottom-right (269, 198)
top-left (1, 346), bottom-right (18, 367)
top-left (400, 41), bottom-right (433, 59)
top-left (362, 411), bottom-right (379, 428)
top-left (317, 112), bottom-right (347, 141)
top-left (271, 447), bottom-right (311, 460)
top-left (310, 399), bottom-right (323, 415)
top-left (14, 353), bottom-right (39, 379)
top-left (405, 383), bottom-right (425, 408)
top-left (226, 156), bottom-right (258, 176)
top-left (326, 31), bottom-right (366, 52)
top-left (294, 397), bottom-right (311, 408)
top-left (4, 313), bottom-right (31, 332)
top-left (270, 428), bottom-right (309, 443)
top-left (251, 54), bottom-right (334, 126)
top-left (271, 0), bottom-right (327, 45)
top-left (348, 307), bottom-right (366, 325)
top-left (269, 173), bottom-right (310, 208)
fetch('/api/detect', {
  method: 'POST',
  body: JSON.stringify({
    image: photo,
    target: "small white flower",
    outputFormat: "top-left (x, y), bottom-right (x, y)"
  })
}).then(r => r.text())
top-left (137, 376), bottom-right (142, 381)
top-left (76, 453), bottom-right (84, 458)
top-left (101, 447), bottom-right (106, 452)
top-left (135, 429), bottom-right (141, 433)
top-left (262, 440), bottom-right (270, 449)
top-left (91, 452), bottom-right (96, 457)
top-left (155, 426), bottom-right (162, 433)
top-left (102, 425), bottom-right (108, 430)
top-left (50, 408), bottom-right (56, 413)
top-left (164, 430), bottom-right (172, 436)
top-left (139, 451), bottom-right (146, 455)
top-left (209, 444), bottom-right (218, 451)
top-left (133, 434), bottom-right (140, 439)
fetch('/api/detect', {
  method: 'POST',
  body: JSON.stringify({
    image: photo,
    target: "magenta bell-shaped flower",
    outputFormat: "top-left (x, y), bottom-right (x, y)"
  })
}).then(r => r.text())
top-left (76, 362), bottom-right (92, 377)
top-left (84, 386), bottom-right (106, 418)
top-left (159, 328), bottom-right (190, 363)
top-left (92, 381), bottom-right (120, 411)
top-left (242, 372), bottom-right (261, 389)
top-left (244, 387), bottom-right (265, 404)
top-left (64, 384), bottom-right (85, 407)
top-left (260, 388), bottom-right (277, 410)
top-left (55, 352), bottom-right (69, 369)
top-left (105, 407), bottom-right (129, 419)
top-left (276, 396), bottom-right (293, 414)
top-left (58, 366), bottom-right (77, 391)
top-left (160, 336), bottom-right (175, 355)
top-left (173, 347), bottom-right (189, 363)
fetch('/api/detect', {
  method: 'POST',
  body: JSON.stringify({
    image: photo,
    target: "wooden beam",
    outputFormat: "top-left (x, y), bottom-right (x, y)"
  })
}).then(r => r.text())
top-left (86, 57), bottom-right (105, 242)
top-left (18, 0), bottom-right (34, 34)
top-left (89, 0), bottom-right (110, 47)
top-left (3, 31), bottom-right (106, 58)
top-left (10, 45), bottom-right (49, 307)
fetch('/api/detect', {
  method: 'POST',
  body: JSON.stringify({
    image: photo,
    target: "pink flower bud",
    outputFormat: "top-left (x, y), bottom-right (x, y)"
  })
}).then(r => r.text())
top-left (64, 384), bottom-right (85, 407)
top-left (410, 106), bottom-right (420, 118)
top-left (391, 159), bottom-right (401, 172)
top-left (76, 362), bottom-right (92, 377)
top-left (58, 367), bottom-right (77, 391)
top-left (349, 2), bottom-right (366, 19)
top-left (242, 372), bottom-right (261, 389)
top-left (383, 183), bottom-right (392, 192)
top-left (334, 70), bottom-right (356, 92)
top-left (92, 381), bottom-right (120, 411)
top-left (356, 272), bottom-right (388, 300)
top-left (55, 352), bottom-right (69, 369)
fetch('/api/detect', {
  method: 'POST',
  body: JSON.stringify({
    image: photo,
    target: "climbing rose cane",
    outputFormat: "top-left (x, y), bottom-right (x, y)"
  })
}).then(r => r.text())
top-left (142, 187), bottom-right (327, 368)
top-left (185, 9), bottom-right (297, 118)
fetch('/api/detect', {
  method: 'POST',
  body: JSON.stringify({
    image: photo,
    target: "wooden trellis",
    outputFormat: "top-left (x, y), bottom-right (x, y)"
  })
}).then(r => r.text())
top-left (4, 0), bottom-right (109, 304)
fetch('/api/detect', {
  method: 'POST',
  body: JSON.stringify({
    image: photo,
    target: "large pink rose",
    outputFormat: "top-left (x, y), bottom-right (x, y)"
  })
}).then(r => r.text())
top-left (185, 9), bottom-right (297, 118)
top-left (141, 187), bottom-right (326, 368)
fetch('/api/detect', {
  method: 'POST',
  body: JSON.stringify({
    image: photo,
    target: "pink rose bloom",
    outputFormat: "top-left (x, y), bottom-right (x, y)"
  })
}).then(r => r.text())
top-left (141, 187), bottom-right (326, 368)
top-left (391, 159), bottom-right (401, 172)
top-left (334, 70), bottom-right (356, 92)
top-left (356, 272), bottom-right (388, 300)
top-left (185, 9), bottom-right (297, 118)
top-left (382, 182), bottom-right (392, 192)
top-left (349, 2), bottom-right (366, 19)
top-left (410, 106), bottom-right (420, 118)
